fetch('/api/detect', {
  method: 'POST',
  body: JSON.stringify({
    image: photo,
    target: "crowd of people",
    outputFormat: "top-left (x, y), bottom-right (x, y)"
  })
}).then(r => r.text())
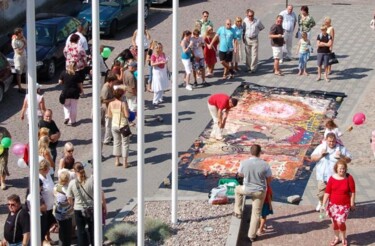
top-left (0, 3), bottom-right (367, 246)
top-left (234, 119), bottom-right (356, 245)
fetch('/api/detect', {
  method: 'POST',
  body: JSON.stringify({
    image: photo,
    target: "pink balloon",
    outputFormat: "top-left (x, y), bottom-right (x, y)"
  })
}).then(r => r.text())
top-left (12, 143), bottom-right (26, 157)
top-left (353, 113), bottom-right (366, 126)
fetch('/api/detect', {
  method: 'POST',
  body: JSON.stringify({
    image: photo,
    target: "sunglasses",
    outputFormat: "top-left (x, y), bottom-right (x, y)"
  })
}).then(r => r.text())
top-left (203, 15), bottom-right (208, 17)
top-left (8, 203), bottom-right (16, 207)
top-left (248, 15), bottom-right (254, 17)
top-left (67, 149), bottom-right (74, 153)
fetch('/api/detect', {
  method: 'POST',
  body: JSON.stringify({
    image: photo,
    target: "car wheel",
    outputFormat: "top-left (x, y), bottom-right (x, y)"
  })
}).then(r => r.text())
top-left (109, 20), bottom-right (118, 38)
top-left (0, 85), bottom-right (4, 102)
top-left (46, 59), bottom-right (56, 80)
top-left (144, 5), bottom-right (150, 19)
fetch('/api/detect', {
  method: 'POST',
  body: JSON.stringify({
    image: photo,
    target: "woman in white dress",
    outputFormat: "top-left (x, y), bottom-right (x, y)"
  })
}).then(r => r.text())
top-left (151, 42), bottom-right (170, 105)
top-left (20, 83), bottom-right (46, 122)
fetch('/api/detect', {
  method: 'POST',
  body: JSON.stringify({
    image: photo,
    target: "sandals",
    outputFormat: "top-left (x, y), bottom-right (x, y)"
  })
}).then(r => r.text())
top-left (256, 229), bottom-right (265, 236)
top-left (342, 239), bottom-right (347, 246)
top-left (330, 237), bottom-right (340, 246)
top-left (232, 212), bottom-right (242, 219)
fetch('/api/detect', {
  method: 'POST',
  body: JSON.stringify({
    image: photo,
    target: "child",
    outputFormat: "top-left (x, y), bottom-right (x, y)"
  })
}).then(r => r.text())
top-left (146, 40), bottom-right (158, 92)
top-left (371, 15), bottom-right (375, 30)
top-left (296, 31), bottom-right (311, 76)
top-left (258, 182), bottom-right (273, 235)
top-left (324, 119), bottom-right (343, 145)
top-left (111, 60), bottom-right (122, 80)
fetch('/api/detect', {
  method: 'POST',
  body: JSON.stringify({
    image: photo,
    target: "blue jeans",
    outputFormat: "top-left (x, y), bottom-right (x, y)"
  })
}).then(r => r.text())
top-left (298, 52), bottom-right (309, 70)
top-left (74, 210), bottom-right (94, 246)
top-left (9, 243), bottom-right (22, 246)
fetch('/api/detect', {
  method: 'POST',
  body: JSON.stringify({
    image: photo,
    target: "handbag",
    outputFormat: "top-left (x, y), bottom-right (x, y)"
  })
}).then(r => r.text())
top-left (328, 52), bottom-right (339, 65)
top-left (295, 27), bottom-right (300, 39)
top-left (75, 180), bottom-right (94, 220)
top-left (75, 180), bottom-right (107, 224)
top-left (59, 92), bottom-right (66, 105)
top-left (119, 103), bottom-right (132, 137)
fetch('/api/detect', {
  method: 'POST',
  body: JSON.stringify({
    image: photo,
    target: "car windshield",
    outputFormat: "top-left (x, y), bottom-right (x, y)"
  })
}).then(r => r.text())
top-left (100, 0), bottom-right (121, 7)
top-left (35, 25), bottom-right (56, 46)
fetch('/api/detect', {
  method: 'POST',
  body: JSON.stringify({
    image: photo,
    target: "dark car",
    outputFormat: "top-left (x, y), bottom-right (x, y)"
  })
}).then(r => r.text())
top-left (0, 52), bottom-right (13, 102)
top-left (78, 0), bottom-right (151, 37)
top-left (7, 14), bottom-right (89, 80)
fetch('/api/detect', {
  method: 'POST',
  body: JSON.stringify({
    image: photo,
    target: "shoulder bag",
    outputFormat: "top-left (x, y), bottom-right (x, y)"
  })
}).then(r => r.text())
top-left (328, 52), bottom-right (339, 65)
top-left (59, 91), bottom-right (66, 105)
top-left (119, 103), bottom-right (132, 137)
top-left (75, 180), bottom-right (94, 220)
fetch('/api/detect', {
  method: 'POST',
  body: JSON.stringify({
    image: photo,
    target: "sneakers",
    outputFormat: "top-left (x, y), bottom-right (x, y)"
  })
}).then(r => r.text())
top-left (202, 81), bottom-right (211, 87)
top-left (316, 202), bottom-right (322, 212)
top-left (193, 81), bottom-right (198, 88)
top-left (185, 84), bottom-right (193, 91)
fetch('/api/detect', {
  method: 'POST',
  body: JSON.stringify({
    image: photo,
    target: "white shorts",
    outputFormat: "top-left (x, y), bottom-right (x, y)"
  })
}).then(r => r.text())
top-left (181, 58), bottom-right (192, 74)
top-left (126, 96), bottom-right (137, 112)
top-left (272, 46), bottom-right (283, 60)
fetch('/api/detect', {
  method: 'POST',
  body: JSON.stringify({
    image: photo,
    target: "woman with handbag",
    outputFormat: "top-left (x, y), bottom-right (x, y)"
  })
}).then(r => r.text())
top-left (58, 63), bottom-right (85, 126)
top-left (324, 17), bottom-right (335, 75)
top-left (67, 162), bottom-right (107, 246)
top-left (107, 88), bottom-right (130, 168)
top-left (297, 6), bottom-right (316, 40)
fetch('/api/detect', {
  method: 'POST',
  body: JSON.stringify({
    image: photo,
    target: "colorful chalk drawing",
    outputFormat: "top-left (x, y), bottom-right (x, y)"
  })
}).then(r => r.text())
top-left (181, 86), bottom-right (342, 181)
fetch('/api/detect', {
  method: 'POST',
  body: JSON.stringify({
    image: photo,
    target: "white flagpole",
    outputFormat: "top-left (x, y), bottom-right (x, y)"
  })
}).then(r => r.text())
top-left (137, 0), bottom-right (145, 245)
top-left (26, 0), bottom-right (41, 245)
top-left (91, 0), bottom-right (103, 244)
top-left (171, 0), bottom-right (179, 224)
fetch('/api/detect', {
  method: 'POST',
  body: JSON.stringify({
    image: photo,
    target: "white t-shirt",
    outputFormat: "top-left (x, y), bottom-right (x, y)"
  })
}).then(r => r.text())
top-left (24, 93), bottom-right (43, 119)
top-left (191, 36), bottom-right (204, 59)
top-left (39, 173), bottom-right (55, 210)
top-left (66, 32), bottom-right (88, 51)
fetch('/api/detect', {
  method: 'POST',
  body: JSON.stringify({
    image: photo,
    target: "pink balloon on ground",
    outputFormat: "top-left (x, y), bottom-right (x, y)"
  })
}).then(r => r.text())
top-left (12, 143), bottom-right (26, 157)
top-left (353, 113), bottom-right (366, 125)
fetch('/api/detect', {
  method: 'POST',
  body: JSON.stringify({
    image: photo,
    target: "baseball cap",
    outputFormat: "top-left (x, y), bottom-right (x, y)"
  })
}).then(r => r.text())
top-left (128, 61), bottom-right (137, 67)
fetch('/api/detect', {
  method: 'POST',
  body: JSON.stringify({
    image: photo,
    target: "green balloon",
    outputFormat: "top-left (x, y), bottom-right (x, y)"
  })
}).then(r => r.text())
top-left (101, 47), bottom-right (112, 59)
top-left (1, 137), bottom-right (12, 148)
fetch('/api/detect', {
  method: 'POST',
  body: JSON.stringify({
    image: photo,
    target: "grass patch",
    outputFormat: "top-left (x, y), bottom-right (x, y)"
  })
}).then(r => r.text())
top-left (105, 217), bottom-right (172, 245)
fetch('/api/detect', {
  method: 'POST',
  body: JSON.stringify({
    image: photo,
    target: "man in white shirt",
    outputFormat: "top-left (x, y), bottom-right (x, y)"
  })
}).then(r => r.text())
top-left (242, 9), bottom-right (265, 73)
top-left (310, 133), bottom-right (352, 211)
top-left (279, 5), bottom-right (297, 60)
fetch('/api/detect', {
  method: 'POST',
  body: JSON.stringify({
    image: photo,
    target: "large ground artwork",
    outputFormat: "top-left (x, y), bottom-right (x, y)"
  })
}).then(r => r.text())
top-left (179, 84), bottom-right (345, 201)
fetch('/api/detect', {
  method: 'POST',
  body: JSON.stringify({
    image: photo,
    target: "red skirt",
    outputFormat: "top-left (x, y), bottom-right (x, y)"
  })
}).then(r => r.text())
top-left (327, 201), bottom-right (350, 223)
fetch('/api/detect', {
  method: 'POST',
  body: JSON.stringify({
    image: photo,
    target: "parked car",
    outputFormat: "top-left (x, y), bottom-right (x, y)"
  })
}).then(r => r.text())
top-left (152, 0), bottom-right (172, 5)
top-left (0, 52), bottom-right (13, 102)
top-left (78, 0), bottom-right (151, 37)
top-left (7, 13), bottom-right (89, 80)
